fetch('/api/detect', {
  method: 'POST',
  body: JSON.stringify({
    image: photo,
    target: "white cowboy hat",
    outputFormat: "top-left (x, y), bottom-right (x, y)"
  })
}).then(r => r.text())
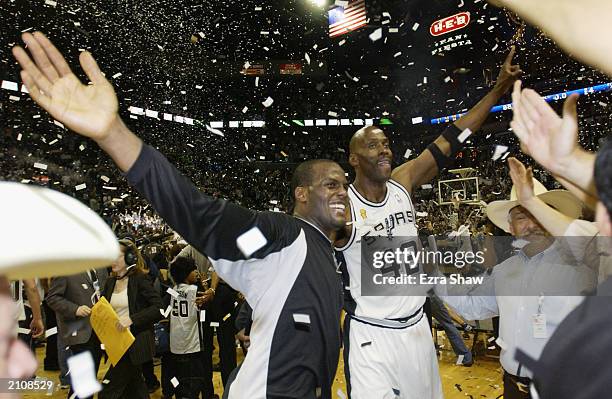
top-left (486, 178), bottom-right (583, 233)
top-left (0, 182), bottom-right (119, 279)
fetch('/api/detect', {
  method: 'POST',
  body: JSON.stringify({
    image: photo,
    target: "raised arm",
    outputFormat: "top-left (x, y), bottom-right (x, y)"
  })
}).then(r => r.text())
top-left (12, 32), bottom-right (294, 266)
top-left (12, 32), bottom-right (141, 172)
top-left (507, 157), bottom-right (576, 237)
top-left (391, 47), bottom-right (521, 192)
top-left (488, 0), bottom-right (612, 77)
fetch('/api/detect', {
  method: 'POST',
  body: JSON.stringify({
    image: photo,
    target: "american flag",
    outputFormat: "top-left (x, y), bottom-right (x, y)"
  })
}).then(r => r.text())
top-left (328, 0), bottom-right (367, 38)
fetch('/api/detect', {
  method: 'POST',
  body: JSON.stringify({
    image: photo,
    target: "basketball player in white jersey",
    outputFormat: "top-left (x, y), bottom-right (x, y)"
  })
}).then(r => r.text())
top-left (335, 48), bottom-right (521, 398)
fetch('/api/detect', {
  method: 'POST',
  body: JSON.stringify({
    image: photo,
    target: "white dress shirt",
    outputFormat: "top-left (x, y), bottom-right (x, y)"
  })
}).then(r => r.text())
top-left (443, 240), bottom-right (597, 377)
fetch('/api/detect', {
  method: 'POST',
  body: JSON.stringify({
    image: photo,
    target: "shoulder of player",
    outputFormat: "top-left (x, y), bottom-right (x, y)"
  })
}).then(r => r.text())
top-left (388, 178), bottom-right (413, 197)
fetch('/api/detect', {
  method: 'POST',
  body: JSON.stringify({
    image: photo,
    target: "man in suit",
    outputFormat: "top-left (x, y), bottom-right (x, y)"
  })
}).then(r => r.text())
top-left (47, 268), bottom-right (108, 399)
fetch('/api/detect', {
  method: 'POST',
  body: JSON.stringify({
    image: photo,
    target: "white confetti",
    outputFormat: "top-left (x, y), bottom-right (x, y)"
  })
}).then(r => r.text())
top-left (492, 145), bottom-right (509, 161)
top-left (9, 95), bottom-right (20, 101)
top-left (457, 128), bottom-right (472, 143)
top-left (170, 377), bottom-right (179, 388)
top-left (305, 52), bottom-right (311, 65)
top-left (444, 76), bottom-right (452, 83)
top-left (205, 124), bottom-right (225, 137)
top-left (100, 175), bottom-right (110, 183)
top-left (44, 0), bottom-right (57, 7)
top-left (262, 97), bottom-right (274, 107)
top-left (112, 72), bottom-right (122, 79)
top-left (75, 183), bottom-right (87, 191)
top-left (54, 120), bottom-right (65, 129)
top-left (17, 133), bottom-right (22, 141)
top-left (369, 28), bottom-right (382, 42)
top-left (388, 27), bottom-right (398, 33)
top-left (328, 111), bottom-right (338, 117)
top-left (404, 148), bottom-right (413, 159)
top-left (236, 227), bottom-right (268, 257)
top-left (411, 117), bottom-right (423, 124)
top-left (79, 144), bottom-right (85, 151)
top-left (166, 287), bottom-right (179, 298)
top-left (45, 327), bottom-right (58, 338)
top-left (412, 23), bottom-right (420, 31)
top-left (293, 313), bottom-right (311, 324)
top-left (67, 352), bottom-right (101, 398)
top-left (1, 80), bottom-right (19, 91)
top-left (394, 52), bottom-right (402, 58)
top-left (34, 162), bottom-right (48, 170)
top-left (255, 76), bottom-right (259, 87)
top-left (338, 39), bottom-right (346, 46)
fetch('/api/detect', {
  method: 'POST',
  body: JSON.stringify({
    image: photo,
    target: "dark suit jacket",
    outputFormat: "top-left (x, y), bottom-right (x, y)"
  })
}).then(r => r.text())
top-left (102, 272), bottom-right (162, 365)
top-left (46, 269), bottom-right (108, 347)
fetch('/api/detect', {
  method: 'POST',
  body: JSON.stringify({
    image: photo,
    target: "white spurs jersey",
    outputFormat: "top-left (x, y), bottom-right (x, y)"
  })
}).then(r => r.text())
top-left (170, 283), bottom-right (202, 354)
top-left (336, 180), bottom-right (426, 321)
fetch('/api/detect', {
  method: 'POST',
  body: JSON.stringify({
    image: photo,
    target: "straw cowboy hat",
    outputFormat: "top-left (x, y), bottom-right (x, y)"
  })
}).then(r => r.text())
top-left (0, 182), bottom-right (119, 279)
top-left (486, 178), bottom-right (583, 233)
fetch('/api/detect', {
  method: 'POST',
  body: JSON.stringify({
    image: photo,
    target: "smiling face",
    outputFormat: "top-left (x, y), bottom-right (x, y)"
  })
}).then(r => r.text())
top-left (349, 126), bottom-right (393, 183)
top-left (293, 161), bottom-right (348, 236)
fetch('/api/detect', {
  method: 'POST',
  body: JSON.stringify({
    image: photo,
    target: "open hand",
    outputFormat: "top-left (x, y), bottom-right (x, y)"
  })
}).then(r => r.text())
top-left (511, 81), bottom-right (581, 174)
top-left (507, 157), bottom-right (535, 204)
top-left (12, 32), bottom-right (119, 141)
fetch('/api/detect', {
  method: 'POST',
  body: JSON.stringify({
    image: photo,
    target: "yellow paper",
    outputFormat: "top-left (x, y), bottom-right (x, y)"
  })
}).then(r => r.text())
top-left (90, 297), bottom-right (135, 366)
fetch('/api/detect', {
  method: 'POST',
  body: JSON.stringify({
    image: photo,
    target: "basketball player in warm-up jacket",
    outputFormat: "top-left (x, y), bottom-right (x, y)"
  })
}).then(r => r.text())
top-left (13, 32), bottom-right (350, 399)
top-left (335, 48), bottom-right (521, 398)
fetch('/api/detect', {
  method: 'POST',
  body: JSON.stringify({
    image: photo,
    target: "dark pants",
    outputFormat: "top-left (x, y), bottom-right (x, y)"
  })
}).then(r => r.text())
top-left (68, 334), bottom-right (103, 399)
top-left (43, 301), bottom-right (59, 370)
top-left (141, 359), bottom-right (159, 388)
top-left (216, 310), bottom-right (237, 386)
top-left (201, 283), bottom-right (239, 397)
top-left (17, 306), bottom-right (34, 351)
top-left (173, 352), bottom-right (205, 399)
top-left (221, 363), bottom-right (241, 399)
top-left (200, 326), bottom-right (216, 399)
top-left (430, 295), bottom-right (471, 361)
top-left (161, 352), bottom-right (175, 397)
top-left (503, 371), bottom-right (532, 399)
top-left (99, 355), bottom-right (149, 399)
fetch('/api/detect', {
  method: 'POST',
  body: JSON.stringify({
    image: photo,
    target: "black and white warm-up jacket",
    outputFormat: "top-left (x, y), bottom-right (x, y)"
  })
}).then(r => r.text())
top-left (126, 145), bottom-right (343, 398)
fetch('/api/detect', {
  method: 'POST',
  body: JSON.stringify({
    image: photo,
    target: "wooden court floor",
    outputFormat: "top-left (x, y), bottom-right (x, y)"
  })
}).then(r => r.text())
top-left (24, 332), bottom-right (503, 399)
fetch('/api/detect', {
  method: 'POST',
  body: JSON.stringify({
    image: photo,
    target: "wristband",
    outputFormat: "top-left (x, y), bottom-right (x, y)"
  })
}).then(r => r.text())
top-left (441, 124), bottom-right (472, 154)
top-left (427, 143), bottom-right (454, 170)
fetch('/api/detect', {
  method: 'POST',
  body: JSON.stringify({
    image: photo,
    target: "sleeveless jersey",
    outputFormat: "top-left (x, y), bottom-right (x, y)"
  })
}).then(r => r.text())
top-left (336, 180), bottom-right (426, 321)
top-left (170, 283), bottom-right (201, 354)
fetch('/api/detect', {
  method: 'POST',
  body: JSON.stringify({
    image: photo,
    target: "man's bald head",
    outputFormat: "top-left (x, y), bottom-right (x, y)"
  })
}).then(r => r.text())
top-left (349, 125), bottom-right (384, 154)
top-left (348, 125), bottom-right (393, 183)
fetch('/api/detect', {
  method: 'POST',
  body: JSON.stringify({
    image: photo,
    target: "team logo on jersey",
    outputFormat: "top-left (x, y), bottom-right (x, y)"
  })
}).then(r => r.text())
top-left (360, 209), bottom-right (367, 220)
